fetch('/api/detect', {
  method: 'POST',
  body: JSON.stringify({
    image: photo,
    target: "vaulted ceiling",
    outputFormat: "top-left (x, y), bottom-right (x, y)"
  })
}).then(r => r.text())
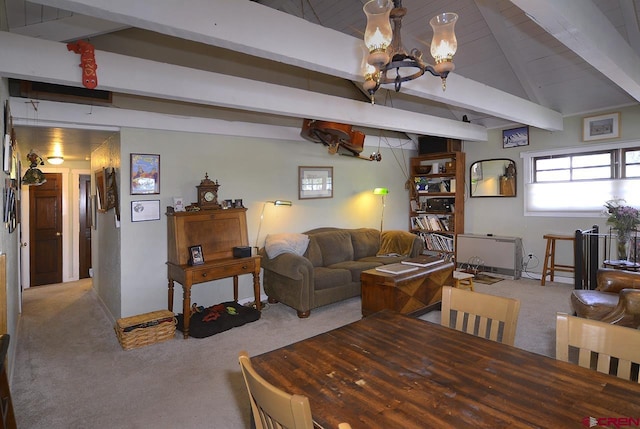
top-left (2, 0), bottom-right (640, 161)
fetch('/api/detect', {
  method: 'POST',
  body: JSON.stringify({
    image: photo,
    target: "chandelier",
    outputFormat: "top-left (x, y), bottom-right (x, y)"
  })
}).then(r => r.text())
top-left (362, 0), bottom-right (458, 103)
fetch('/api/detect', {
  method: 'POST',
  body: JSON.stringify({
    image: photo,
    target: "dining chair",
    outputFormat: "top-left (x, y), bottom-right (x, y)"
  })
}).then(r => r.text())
top-left (556, 312), bottom-right (640, 381)
top-left (238, 350), bottom-right (352, 429)
top-left (440, 285), bottom-right (521, 346)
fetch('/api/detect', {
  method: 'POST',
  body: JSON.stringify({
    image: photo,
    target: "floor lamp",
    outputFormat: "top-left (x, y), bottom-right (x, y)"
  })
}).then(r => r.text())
top-left (373, 188), bottom-right (389, 231)
top-left (254, 200), bottom-right (293, 252)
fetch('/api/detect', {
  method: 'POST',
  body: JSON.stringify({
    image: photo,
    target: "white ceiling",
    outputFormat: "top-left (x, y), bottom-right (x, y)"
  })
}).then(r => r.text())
top-left (3, 0), bottom-right (640, 162)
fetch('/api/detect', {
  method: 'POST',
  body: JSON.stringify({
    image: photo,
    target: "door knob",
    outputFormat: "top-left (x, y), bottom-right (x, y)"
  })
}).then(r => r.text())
top-left (56, 232), bottom-right (62, 236)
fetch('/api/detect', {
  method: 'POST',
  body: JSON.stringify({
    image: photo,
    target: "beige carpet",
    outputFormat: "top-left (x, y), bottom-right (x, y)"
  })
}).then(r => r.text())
top-left (12, 277), bottom-right (573, 429)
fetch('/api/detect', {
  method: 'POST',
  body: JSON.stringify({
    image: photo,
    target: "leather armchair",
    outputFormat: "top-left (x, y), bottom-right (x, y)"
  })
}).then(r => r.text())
top-left (571, 269), bottom-right (640, 328)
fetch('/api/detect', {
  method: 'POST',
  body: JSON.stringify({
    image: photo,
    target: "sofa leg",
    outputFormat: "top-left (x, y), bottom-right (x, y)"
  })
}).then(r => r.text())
top-left (297, 310), bottom-right (310, 318)
top-left (267, 297), bottom-right (279, 304)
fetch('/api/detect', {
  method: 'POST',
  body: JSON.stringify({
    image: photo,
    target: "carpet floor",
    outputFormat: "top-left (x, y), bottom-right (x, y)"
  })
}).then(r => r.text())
top-left (12, 276), bottom-right (574, 428)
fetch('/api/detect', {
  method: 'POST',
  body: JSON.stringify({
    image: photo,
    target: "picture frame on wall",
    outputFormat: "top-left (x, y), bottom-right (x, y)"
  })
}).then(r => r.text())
top-left (298, 166), bottom-right (333, 200)
top-left (95, 168), bottom-right (107, 212)
top-left (131, 200), bottom-right (161, 222)
top-left (502, 126), bottom-right (529, 148)
top-left (130, 153), bottom-right (160, 195)
top-left (582, 112), bottom-right (620, 141)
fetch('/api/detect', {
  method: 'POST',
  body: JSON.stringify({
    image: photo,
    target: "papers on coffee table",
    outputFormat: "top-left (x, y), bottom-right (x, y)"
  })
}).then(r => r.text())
top-left (375, 263), bottom-right (419, 275)
top-left (401, 255), bottom-right (444, 268)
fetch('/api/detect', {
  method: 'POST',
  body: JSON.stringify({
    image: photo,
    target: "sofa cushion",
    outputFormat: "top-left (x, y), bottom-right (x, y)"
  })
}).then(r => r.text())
top-left (571, 290), bottom-right (619, 320)
top-left (350, 228), bottom-right (381, 260)
top-left (313, 267), bottom-right (353, 291)
top-left (313, 230), bottom-right (354, 266)
top-left (329, 260), bottom-right (382, 282)
top-left (305, 237), bottom-right (323, 267)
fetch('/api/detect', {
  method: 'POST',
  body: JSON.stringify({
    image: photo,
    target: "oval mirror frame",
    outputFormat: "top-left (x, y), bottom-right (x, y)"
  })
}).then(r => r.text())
top-left (470, 158), bottom-right (516, 197)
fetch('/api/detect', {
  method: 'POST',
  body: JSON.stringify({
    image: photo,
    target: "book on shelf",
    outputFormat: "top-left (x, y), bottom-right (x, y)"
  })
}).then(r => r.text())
top-left (401, 255), bottom-right (445, 268)
top-left (375, 263), bottom-right (419, 275)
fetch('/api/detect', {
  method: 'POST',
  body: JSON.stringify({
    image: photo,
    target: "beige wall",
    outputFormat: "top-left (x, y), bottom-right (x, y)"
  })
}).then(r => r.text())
top-left (463, 104), bottom-right (640, 276)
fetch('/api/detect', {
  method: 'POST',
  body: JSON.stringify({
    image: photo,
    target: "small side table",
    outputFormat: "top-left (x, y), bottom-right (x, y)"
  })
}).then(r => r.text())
top-left (453, 271), bottom-right (475, 291)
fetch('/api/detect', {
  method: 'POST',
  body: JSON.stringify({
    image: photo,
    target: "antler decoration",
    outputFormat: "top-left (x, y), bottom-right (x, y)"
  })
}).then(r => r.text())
top-left (67, 40), bottom-right (98, 89)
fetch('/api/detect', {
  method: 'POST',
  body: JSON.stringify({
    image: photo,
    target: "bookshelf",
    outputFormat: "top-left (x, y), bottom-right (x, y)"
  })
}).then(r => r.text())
top-left (409, 152), bottom-right (465, 258)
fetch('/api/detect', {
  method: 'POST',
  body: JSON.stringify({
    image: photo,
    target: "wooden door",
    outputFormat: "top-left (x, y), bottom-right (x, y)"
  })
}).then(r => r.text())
top-left (29, 173), bottom-right (63, 286)
top-left (79, 174), bottom-right (92, 279)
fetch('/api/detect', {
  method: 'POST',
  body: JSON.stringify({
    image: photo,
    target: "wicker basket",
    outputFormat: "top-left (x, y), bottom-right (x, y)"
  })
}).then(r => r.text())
top-left (115, 310), bottom-right (176, 350)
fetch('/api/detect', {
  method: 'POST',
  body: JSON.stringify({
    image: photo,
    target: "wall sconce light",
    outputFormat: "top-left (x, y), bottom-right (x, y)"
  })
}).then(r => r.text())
top-left (47, 156), bottom-right (64, 165)
top-left (254, 200), bottom-right (293, 251)
top-left (373, 187), bottom-right (389, 231)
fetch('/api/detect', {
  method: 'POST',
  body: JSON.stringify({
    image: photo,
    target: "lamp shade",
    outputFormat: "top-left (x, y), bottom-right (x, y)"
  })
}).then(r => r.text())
top-left (363, 0), bottom-right (393, 67)
top-left (430, 13), bottom-right (458, 67)
top-left (273, 200), bottom-right (292, 206)
top-left (373, 187), bottom-right (389, 195)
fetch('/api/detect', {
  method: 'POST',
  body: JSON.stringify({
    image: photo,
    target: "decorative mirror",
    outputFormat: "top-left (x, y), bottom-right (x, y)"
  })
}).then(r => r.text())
top-left (470, 159), bottom-right (516, 197)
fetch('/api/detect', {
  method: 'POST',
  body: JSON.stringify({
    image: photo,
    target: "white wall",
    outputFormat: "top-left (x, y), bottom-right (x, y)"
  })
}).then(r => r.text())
top-left (116, 128), bottom-right (414, 318)
top-left (463, 104), bottom-right (640, 276)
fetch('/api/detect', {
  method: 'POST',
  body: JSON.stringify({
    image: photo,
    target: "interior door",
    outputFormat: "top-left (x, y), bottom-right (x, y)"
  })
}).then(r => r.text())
top-left (79, 174), bottom-right (92, 279)
top-left (29, 173), bottom-right (63, 286)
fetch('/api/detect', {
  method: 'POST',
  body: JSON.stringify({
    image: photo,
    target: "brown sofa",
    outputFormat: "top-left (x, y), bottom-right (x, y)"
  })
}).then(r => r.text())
top-left (260, 227), bottom-right (424, 318)
top-left (571, 268), bottom-right (640, 328)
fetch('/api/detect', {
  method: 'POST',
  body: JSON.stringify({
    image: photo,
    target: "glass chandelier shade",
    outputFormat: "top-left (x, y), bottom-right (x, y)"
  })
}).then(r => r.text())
top-left (362, 0), bottom-right (458, 102)
top-left (363, 0), bottom-right (393, 68)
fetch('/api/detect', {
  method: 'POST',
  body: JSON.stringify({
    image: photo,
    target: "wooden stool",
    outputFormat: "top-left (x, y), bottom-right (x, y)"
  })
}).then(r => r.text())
top-left (541, 234), bottom-right (575, 286)
top-left (453, 271), bottom-right (475, 291)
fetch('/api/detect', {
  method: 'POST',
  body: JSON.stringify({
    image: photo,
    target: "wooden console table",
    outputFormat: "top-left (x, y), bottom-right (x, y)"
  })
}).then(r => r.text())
top-left (166, 207), bottom-right (261, 339)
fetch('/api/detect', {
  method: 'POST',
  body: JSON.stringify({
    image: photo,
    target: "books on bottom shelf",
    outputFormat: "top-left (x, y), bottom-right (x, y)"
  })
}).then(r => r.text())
top-left (419, 232), bottom-right (454, 252)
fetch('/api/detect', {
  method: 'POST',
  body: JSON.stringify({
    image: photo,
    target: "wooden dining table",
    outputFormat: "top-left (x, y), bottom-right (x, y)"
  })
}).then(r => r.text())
top-left (250, 310), bottom-right (640, 428)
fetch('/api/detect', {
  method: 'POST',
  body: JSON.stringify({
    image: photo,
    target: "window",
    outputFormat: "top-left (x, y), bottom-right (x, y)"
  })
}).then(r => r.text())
top-left (522, 141), bottom-right (640, 216)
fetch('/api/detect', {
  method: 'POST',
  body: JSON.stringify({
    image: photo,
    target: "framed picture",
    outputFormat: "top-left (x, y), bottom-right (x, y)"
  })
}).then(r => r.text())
top-left (131, 200), bottom-right (161, 222)
top-left (298, 166), bottom-right (333, 199)
top-left (582, 112), bottom-right (620, 141)
top-left (95, 168), bottom-right (107, 212)
top-left (3, 134), bottom-right (12, 174)
top-left (188, 244), bottom-right (204, 266)
top-left (130, 153), bottom-right (160, 194)
top-left (502, 126), bottom-right (529, 148)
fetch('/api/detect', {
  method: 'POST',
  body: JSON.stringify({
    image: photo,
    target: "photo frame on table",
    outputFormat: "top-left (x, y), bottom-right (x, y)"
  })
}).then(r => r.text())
top-left (188, 244), bottom-right (204, 266)
top-left (582, 112), bottom-right (620, 142)
top-left (298, 166), bottom-right (333, 200)
top-left (130, 153), bottom-right (160, 195)
top-left (131, 200), bottom-right (161, 222)
top-left (502, 126), bottom-right (529, 148)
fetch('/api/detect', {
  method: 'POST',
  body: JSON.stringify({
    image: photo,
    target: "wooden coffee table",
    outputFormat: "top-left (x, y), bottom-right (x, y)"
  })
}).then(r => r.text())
top-left (360, 261), bottom-right (454, 317)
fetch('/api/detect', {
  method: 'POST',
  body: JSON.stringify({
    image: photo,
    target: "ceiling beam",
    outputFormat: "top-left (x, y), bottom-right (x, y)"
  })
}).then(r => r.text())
top-left (28, 0), bottom-right (563, 131)
top-left (619, 0), bottom-right (640, 56)
top-left (0, 31), bottom-right (487, 141)
top-left (9, 14), bottom-right (128, 42)
top-left (511, 0), bottom-right (640, 102)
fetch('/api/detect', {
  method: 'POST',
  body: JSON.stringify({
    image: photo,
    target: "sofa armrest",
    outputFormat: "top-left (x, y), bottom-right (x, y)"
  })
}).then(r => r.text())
top-left (600, 288), bottom-right (640, 328)
top-left (596, 268), bottom-right (640, 293)
top-left (260, 251), bottom-right (314, 280)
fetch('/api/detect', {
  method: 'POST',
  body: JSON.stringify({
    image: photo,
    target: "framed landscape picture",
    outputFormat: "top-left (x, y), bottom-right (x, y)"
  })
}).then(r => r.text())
top-left (582, 112), bottom-right (620, 141)
top-left (502, 126), bottom-right (529, 148)
top-left (299, 166), bottom-right (333, 199)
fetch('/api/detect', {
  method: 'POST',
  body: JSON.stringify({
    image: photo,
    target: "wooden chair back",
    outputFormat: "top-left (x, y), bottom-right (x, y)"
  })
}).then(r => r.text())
top-left (440, 285), bottom-right (521, 346)
top-left (556, 313), bottom-right (640, 382)
top-left (239, 351), bottom-right (352, 429)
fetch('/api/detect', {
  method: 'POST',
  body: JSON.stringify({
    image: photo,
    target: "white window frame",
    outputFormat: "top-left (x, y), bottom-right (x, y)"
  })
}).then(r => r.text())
top-left (521, 140), bottom-right (640, 217)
